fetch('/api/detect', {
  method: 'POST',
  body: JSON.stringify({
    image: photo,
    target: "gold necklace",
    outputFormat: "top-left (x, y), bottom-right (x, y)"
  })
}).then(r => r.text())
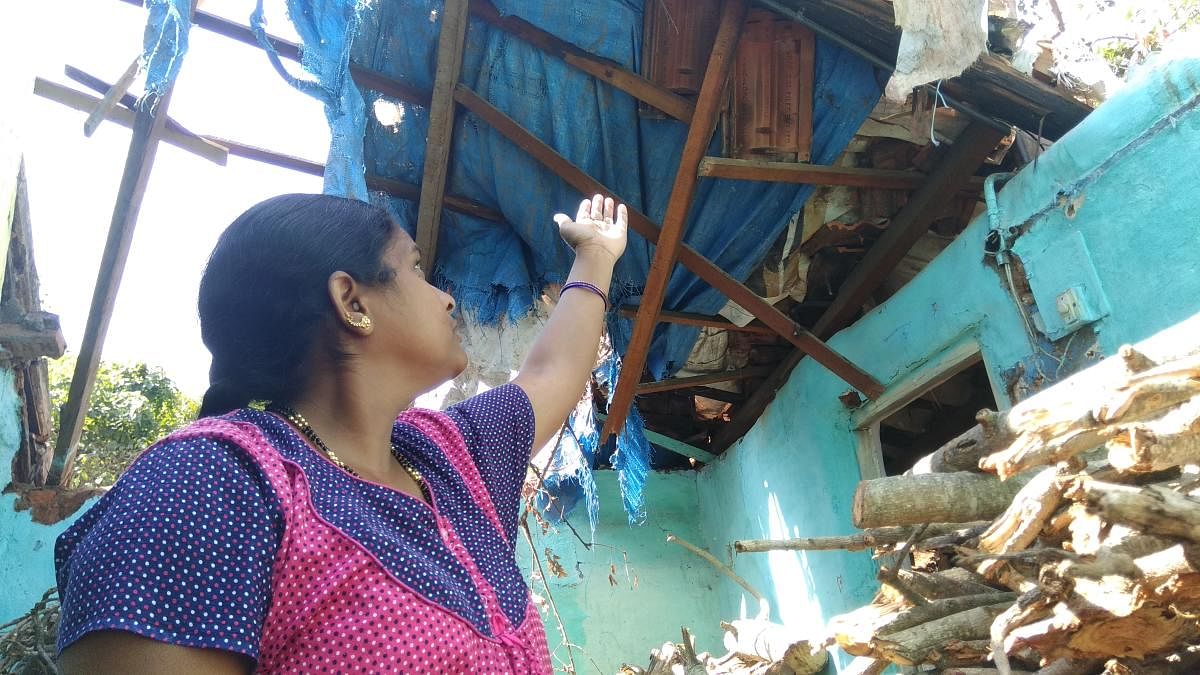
top-left (269, 404), bottom-right (429, 502)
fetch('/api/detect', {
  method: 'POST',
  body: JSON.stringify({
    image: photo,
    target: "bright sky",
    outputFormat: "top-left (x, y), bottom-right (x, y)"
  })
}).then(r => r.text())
top-left (0, 0), bottom-right (329, 398)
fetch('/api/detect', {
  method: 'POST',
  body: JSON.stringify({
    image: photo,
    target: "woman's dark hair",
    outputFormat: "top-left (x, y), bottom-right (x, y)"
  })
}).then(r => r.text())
top-left (197, 194), bottom-right (398, 417)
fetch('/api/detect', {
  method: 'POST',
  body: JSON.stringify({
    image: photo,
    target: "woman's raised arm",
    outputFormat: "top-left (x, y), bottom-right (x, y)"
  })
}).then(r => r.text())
top-left (513, 194), bottom-right (628, 449)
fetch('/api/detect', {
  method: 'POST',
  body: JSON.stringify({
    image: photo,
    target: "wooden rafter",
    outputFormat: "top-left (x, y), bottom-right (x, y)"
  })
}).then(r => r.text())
top-left (709, 121), bottom-right (1007, 452)
top-left (453, 83), bottom-right (884, 400)
top-left (60, 66), bottom-right (504, 222)
top-left (470, 0), bottom-right (695, 122)
top-left (699, 156), bottom-right (988, 192)
top-left (618, 306), bottom-right (777, 335)
top-left (600, 0), bottom-right (749, 442)
top-left (811, 122), bottom-right (1007, 337)
top-left (122, 0), bottom-right (885, 441)
top-left (47, 92), bottom-right (177, 486)
top-left (415, 0), bottom-right (471, 266)
top-left (34, 77), bottom-right (228, 165)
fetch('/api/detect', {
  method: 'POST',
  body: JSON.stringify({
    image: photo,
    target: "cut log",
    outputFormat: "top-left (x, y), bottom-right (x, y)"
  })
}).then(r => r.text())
top-left (1106, 397), bottom-right (1200, 473)
top-left (1072, 479), bottom-right (1200, 544)
top-left (734, 522), bottom-right (989, 553)
top-left (872, 602), bottom-right (1011, 666)
top-left (853, 472), bottom-right (1032, 528)
top-left (977, 467), bottom-right (1065, 577)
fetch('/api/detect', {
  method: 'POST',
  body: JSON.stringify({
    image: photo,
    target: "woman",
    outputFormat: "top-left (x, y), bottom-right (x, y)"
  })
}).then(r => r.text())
top-left (54, 192), bottom-right (628, 673)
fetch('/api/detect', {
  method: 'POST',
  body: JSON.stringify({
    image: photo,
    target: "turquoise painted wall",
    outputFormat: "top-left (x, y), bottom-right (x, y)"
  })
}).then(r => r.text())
top-left (523, 470), bottom-right (725, 674)
top-left (697, 56), bottom-right (1200, 669)
top-left (0, 368), bottom-right (90, 622)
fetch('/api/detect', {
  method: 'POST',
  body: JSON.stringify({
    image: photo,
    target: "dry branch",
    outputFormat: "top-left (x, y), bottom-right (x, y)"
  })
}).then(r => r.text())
top-left (1071, 479), bottom-right (1200, 543)
top-left (734, 522), bottom-right (988, 553)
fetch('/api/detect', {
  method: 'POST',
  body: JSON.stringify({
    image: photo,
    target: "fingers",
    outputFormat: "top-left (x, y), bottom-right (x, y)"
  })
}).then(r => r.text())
top-left (553, 213), bottom-right (571, 227)
top-left (603, 197), bottom-right (615, 224)
top-left (576, 199), bottom-right (590, 223)
top-left (590, 194), bottom-right (604, 222)
top-left (616, 203), bottom-right (628, 229)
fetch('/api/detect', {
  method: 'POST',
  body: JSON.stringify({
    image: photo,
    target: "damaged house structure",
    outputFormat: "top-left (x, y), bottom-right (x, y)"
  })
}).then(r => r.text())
top-left (2, 0), bottom-right (1200, 672)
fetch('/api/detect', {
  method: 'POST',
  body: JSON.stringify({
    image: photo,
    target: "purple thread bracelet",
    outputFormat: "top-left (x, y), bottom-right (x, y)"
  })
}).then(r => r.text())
top-left (561, 281), bottom-right (609, 310)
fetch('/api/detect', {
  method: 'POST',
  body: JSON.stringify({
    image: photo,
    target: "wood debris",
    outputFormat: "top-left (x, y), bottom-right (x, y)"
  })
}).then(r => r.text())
top-left (741, 344), bottom-right (1200, 673)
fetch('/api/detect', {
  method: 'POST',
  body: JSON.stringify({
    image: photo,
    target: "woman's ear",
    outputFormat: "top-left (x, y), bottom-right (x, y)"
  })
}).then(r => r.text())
top-left (328, 271), bottom-right (373, 335)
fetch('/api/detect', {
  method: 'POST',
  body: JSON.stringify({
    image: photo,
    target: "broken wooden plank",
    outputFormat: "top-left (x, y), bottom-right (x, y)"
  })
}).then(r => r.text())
top-left (636, 366), bottom-right (772, 395)
top-left (602, 0), bottom-right (749, 442)
top-left (83, 57), bottom-right (141, 137)
top-left (33, 78), bottom-right (228, 165)
top-left (470, 0), bottom-right (694, 122)
top-left (61, 65), bottom-right (503, 223)
top-left (453, 84), bottom-right (884, 403)
top-left (415, 0), bottom-right (471, 267)
top-left (48, 90), bottom-right (176, 486)
top-left (619, 305), bottom-right (777, 335)
top-left (0, 312), bottom-right (66, 362)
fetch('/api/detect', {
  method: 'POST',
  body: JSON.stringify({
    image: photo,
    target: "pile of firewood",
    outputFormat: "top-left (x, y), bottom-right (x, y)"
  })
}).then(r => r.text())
top-left (737, 341), bottom-right (1200, 674)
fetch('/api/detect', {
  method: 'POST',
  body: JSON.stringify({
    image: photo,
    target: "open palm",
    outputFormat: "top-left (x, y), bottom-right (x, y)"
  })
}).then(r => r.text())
top-left (554, 194), bottom-right (628, 263)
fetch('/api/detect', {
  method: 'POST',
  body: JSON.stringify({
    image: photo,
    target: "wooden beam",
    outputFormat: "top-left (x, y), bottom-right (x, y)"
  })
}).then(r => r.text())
top-left (147, 0), bottom-right (881, 409)
top-left (62, 65), bottom-right (504, 223)
top-left (812, 122), bottom-right (1006, 338)
top-left (594, 412), bottom-right (719, 464)
top-left (209, 136), bottom-right (505, 222)
top-left (602, 0), bottom-right (749, 442)
top-left (33, 78), bottom-right (228, 165)
top-left (709, 122), bottom-right (1006, 452)
top-left (415, 0), bottom-right (471, 266)
top-left (619, 305), bottom-right (777, 335)
top-left (48, 90), bottom-right (176, 486)
top-left (470, 0), bottom-right (695, 122)
top-left (453, 83), bottom-right (883, 398)
top-left (699, 157), bottom-right (988, 191)
top-left (636, 366), bottom-right (772, 394)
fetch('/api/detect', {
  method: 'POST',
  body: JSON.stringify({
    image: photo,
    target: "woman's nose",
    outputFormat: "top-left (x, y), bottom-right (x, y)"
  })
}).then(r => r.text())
top-left (442, 289), bottom-right (456, 313)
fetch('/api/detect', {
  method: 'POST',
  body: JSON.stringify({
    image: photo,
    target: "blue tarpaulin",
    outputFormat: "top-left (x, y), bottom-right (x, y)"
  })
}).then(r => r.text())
top-left (139, 0), bottom-right (882, 525)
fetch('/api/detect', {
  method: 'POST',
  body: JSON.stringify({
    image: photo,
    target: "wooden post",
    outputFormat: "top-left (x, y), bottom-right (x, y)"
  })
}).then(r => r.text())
top-left (601, 0), bottom-right (748, 442)
top-left (48, 94), bottom-right (175, 485)
top-left (415, 0), bottom-right (470, 266)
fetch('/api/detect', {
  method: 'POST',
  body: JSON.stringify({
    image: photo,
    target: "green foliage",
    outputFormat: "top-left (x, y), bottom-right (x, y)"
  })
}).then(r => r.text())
top-left (48, 356), bottom-right (198, 488)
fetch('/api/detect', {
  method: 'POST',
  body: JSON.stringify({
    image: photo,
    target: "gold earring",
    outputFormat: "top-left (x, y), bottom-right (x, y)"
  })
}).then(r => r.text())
top-left (345, 312), bottom-right (372, 331)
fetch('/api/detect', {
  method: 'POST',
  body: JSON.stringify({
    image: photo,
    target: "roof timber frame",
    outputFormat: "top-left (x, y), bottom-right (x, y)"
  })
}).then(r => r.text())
top-left (599, 0), bottom-right (751, 442)
top-left (47, 0), bottom-right (884, 481)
